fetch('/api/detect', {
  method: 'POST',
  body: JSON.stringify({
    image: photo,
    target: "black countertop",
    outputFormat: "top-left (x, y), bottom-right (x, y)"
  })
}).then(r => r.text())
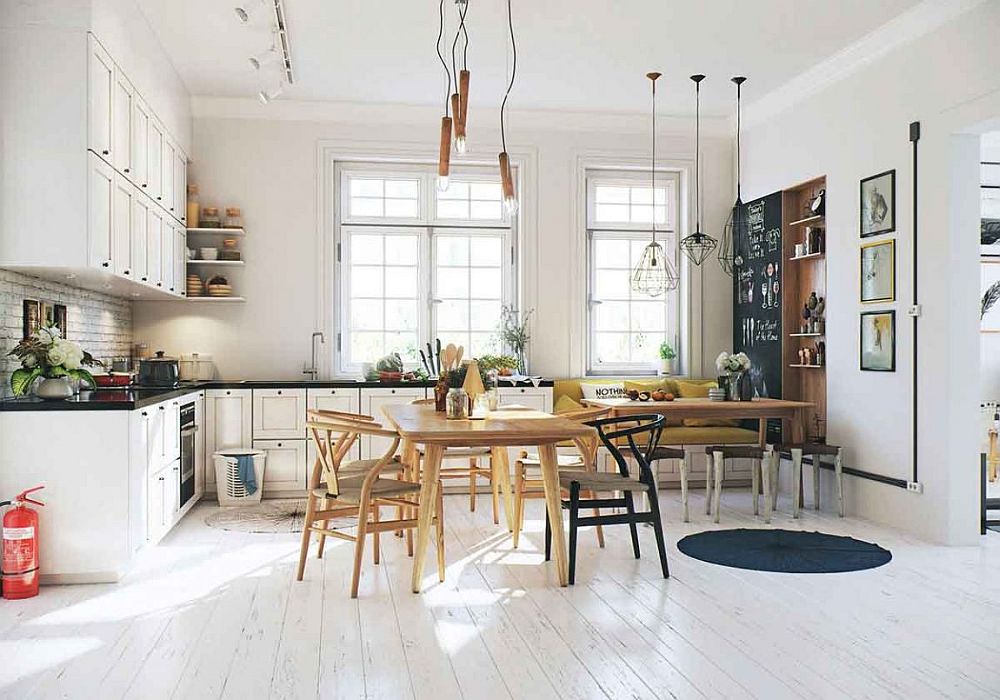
top-left (0, 378), bottom-right (554, 411)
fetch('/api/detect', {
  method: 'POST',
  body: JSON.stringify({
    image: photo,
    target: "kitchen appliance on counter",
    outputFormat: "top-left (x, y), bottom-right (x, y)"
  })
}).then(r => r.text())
top-left (179, 401), bottom-right (197, 509)
top-left (137, 351), bottom-right (180, 387)
top-left (179, 353), bottom-right (215, 381)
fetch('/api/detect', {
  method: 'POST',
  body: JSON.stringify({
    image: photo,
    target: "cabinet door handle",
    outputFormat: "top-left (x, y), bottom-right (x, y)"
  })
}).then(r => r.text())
top-left (102, 261), bottom-right (110, 268)
top-left (277, 443), bottom-right (282, 447)
top-left (141, 276), bottom-right (148, 281)
top-left (123, 269), bottom-right (130, 275)
top-left (391, 389), bottom-right (396, 394)
top-left (226, 391), bottom-right (231, 395)
top-left (277, 390), bottom-right (282, 395)
top-left (124, 168), bottom-right (130, 173)
top-left (159, 406), bottom-right (164, 411)
top-left (157, 282), bottom-right (162, 287)
top-left (142, 183), bottom-right (147, 188)
top-left (157, 196), bottom-right (162, 201)
top-left (102, 149), bottom-right (109, 155)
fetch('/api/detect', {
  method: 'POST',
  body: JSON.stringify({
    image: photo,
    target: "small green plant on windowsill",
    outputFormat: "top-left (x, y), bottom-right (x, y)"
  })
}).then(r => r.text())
top-left (658, 341), bottom-right (676, 375)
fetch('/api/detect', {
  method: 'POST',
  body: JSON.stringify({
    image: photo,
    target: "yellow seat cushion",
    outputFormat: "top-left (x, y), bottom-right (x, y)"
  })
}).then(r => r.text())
top-left (553, 394), bottom-right (584, 414)
top-left (659, 426), bottom-right (760, 445)
top-left (675, 381), bottom-right (740, 427)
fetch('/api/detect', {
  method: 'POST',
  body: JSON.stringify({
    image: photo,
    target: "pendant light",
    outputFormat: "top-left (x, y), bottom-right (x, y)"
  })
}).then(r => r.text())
top-left (435, 0), bottom-right (452, 192)
top-left (679, 74), bottom-right (718, 266)
top-left (498, 0), bottom-right (518, 216)
top-left (451, 0), bottom-right (470, 154)
top-left (719, 76), bottom-right (748, 276)
top-left (632, 72), bottom-right (679, 297)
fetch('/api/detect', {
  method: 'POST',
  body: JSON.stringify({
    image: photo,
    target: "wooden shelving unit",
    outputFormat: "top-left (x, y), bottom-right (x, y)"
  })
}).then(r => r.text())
top-left (781, 176), bottom-right (827, 441)
top-left (186, 227), bottom-right (246, 237)
top-left (186, 296), bottom-right (246, 303)
top-left (185, 228), bottom-right (245, 301)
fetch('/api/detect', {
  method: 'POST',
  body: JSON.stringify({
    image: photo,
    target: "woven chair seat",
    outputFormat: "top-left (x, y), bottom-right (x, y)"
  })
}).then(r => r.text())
top-left (774, 443), bottom-right (841, 456)
top-left (704, 445), bottom-right (764, 459)
top-left (339, 456), bottom-right (405, 475)
top-left (315, 476), bottom-right (421, 504)
top-left (650, 445), bottom-right (686, 461)
top-left (558, 470), bottom-right (650, 492)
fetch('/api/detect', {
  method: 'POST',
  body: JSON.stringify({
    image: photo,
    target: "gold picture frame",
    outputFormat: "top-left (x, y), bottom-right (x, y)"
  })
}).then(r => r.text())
top-left (860, 238), bottom-right (895, 303)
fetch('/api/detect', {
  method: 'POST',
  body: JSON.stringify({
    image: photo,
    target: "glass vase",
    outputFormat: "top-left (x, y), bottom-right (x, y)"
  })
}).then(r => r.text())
top-left (446, 387), bottom-right (469, 419)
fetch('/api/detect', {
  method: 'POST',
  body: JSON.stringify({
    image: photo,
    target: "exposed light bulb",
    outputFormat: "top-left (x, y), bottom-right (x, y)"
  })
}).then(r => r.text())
top-left (454, 135), bottom-right (467, 154)
top-left (248, 48), bottom-right (279, 71)
top-left (234, 0), bottom-right (265, 24)
top-left (503, 195), bottom-right (519, 216)
top-left (437, 175), bottom-right (450, 192)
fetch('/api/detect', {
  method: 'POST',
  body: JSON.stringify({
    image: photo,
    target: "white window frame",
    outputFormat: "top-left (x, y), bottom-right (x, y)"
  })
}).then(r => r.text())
top-left (334, 161), bottom-right (517, 376)
top-left (585, 169), bottom-right (681, 376)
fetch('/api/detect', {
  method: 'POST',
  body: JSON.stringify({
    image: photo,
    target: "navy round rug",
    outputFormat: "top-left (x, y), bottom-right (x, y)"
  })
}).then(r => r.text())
top-left (677, 529), bottom-right (892, 573)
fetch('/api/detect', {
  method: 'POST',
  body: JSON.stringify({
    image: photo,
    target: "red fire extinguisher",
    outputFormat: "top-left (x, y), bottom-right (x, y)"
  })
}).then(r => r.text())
top-left (1, 486), bottom-right (45, 600)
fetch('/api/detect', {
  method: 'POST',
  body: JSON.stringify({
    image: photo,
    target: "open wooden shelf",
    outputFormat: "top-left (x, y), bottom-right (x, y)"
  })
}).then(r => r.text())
top-left (788, 214), bottom-right (824, 226)
top-left (186, 296), bottom-right (246, 303)
top-left (186, 227), bottom-right (245, 237)
top-left (187, 260), bottom-right (244, 267)
top-left (788, 364), bottom-right (825, 369)
top-left (789, 252), bottom-right (825, 262)
top-left (789, 332), bottom-right (823, 337)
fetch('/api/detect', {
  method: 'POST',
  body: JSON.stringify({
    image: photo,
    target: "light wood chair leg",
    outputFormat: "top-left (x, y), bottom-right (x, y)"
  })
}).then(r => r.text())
top-left (835, 450), bottom-right (845, 517)
top-left (372, 504), bottom-right (380, 565)
top-left (513, 460), bottom-right (525, 549)
top-left (469, 457), bottom-right (477, 512)
top-left (705, 452), bottom-right (713, 515)
top-left (350, 497), bottom-right (370, 599)
top-left (752, 457), bottom-right (760, 516)
top-left (813, 454), bottom-right (821, 510)
top-left (296, 492), bottom-right (316, 581)
top-left (769, 448), bottom-right (780, 512)
top-left (761, 451), bottom-right (772, 524)
top-left (791, 448), bottom-right (803, 518)
top-left (712, 451), bottom-right (724, 524)
top-left (679, 452), bottom-right (691, 523)
top-left (491, 456), bottom-right (500, 525)
top-left (316, 496), bottom-right (328, 559)
top-left (435, 481), bottom-right (446, 582)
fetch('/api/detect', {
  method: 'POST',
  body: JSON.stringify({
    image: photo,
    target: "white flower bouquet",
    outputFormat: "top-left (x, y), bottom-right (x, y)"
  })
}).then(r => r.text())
top-left (716, 351), bottom-right (751, 375)
top-left (7, 324), bottom-right (99, 396)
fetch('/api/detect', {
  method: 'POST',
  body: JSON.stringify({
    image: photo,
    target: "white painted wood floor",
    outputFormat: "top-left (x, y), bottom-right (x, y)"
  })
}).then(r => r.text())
top-left (2, 488), bottom-right (999, 700)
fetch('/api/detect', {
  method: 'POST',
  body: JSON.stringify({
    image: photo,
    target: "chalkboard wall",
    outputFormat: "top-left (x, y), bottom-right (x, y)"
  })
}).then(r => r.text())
top-left (733, 191), bottom-right (783, 404)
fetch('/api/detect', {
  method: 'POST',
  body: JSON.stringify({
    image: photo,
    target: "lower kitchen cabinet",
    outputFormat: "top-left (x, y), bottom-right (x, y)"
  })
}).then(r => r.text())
top-left (147, 457), bottom-right (180, 545)
top-left (253, 388), bottom-right (307, 439)
top-left (253, 439), bottom-right (307, 494)
top-left (306, 387), bottom-right (361, 460)
top-left (497, 386), bottom-right (552, 412)
top-left (362, 387), bottom-right (426, 459)
top-left (205, 388), bottom-right (253, 487)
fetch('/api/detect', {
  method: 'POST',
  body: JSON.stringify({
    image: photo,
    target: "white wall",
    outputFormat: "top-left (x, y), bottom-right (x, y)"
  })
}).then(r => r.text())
top-left (740, 1), bottom-right (1000, 544)
top-left (133, 105), bottom-right (735, 381)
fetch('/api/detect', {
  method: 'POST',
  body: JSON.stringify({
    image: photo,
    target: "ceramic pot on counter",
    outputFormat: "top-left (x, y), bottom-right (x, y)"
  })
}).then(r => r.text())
top-left (35, 377), bottom-right (74, 400)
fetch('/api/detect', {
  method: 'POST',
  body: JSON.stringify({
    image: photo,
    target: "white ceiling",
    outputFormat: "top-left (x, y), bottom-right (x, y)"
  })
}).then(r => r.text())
top-left (137, 0), bottom-right (920, 117)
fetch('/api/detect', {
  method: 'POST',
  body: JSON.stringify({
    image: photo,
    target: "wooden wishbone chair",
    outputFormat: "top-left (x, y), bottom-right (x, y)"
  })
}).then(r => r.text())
top-left (297, 414), bottom-right (445, 598)
top-left (512, 405), bottom-right (612, 549)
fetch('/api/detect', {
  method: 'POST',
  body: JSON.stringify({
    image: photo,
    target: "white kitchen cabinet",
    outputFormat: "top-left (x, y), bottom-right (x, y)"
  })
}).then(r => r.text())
top-left (112, 69), bottom-right (135, 177)
top-left (88, 35), bottom-right (114, 162)
top-left (146, 118), bottom-right (163, 203)
top-left (174, 151), bottom-right (188, 224)
top-left (128, 409), bottom-right (151, 555)
top-left (253, 439), bottom-right (307, 494)
top-left (361, 387), bottom-right (426, 458)
top-left (194, 393), bottom-right (206, 499)
top-left (147, 206), bottom-right (163, 288)
top-left (253, 388), bottom-right (307, 439)
top-left (88, 152), bottom-right (115, 270)
top-left (205, 389), bottom-right (253, 486)
top-left (162, 400), bottom-right (181, 464)
top-left (112, 173), bottom-right (134, 277)
top-left (161, 138), bottom-right (175, 216)
top-left (160, 217), bottom-right (174, 293)
top-left (131, 194), bottom-right (150, 283)
top-left (132, 96), bottom-right (150, 191)
top-left (174, 226), bottom-right (187, 296)
top-left (307, 387), bottom-right (362, 460)
top-left (147, 457), bottom-right (179, 546)
top-left (497, 386), bottom-right (552, 412)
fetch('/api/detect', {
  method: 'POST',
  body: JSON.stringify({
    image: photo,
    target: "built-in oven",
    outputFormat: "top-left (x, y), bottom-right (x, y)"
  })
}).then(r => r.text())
top-left (179, 402), bottom-right (197, 509)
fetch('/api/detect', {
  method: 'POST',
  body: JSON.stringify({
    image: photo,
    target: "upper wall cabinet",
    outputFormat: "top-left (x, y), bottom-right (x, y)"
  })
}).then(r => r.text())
top-left (0, 30), bottom-right (190, 300)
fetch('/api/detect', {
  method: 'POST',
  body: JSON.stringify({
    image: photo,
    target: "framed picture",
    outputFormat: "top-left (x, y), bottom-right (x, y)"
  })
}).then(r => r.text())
top-left (860, 169), bottom-right (895, 237)
top-left (22, 300), bottom-right (40, 339)
top-left (981, 260), bottom-right (1000, 332)
top-left (860, 310), bottom-right (896, 372)
top-left (860, 239), bottom-right (895, 303)
top-left (53, 304), bottom-right (68, 337)
top-left (982, 162), bottom-right (1000, 255)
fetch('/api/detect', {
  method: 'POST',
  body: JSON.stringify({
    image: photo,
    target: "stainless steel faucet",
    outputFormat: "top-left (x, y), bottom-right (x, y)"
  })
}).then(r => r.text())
top-left (304, 331), bottom-right (325, 380)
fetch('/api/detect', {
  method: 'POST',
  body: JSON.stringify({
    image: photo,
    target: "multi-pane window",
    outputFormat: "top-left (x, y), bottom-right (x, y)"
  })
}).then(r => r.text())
top-left (586, 171), bottom-right (680, 374)
top-left (337, 164), bottom-right (515, 374)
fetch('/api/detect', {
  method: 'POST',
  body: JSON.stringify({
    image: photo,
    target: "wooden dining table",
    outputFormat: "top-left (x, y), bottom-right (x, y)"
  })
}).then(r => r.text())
top-left (381, 402), bottom-right (598, 592)
top-left (581, 397), bottom-right (814, 446)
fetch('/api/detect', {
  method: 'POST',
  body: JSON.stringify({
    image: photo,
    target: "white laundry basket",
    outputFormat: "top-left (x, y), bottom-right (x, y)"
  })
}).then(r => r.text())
top-left (213, 449), bottom-right (267, 506)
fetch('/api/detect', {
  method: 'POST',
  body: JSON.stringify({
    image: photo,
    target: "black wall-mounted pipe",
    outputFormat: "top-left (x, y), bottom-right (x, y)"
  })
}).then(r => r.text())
top-left (910, 121), bottom-right (921, 485)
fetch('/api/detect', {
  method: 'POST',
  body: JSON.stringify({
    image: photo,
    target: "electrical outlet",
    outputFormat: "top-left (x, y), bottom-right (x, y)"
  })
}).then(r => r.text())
top-left (907, 305), bottom-right (922, 317)
top-left (907, 481), bottom-right (923, 493)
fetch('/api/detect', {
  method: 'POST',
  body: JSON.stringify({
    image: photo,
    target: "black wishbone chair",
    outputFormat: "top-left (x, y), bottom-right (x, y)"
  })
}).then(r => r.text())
top-left (544, 414), bottom-right (669, 584)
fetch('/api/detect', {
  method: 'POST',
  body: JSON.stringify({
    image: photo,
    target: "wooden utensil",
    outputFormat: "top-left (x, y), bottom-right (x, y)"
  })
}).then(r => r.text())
top-left (455, 345), bottom-right (464, 367)
top-left (444, 343), bottom-right (457, 371)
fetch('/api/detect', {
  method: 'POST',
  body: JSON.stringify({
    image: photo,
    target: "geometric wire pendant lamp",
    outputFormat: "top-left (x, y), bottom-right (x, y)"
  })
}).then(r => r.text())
top-left (680, 74), bottom-right (718, 266)
top-left (719, 76), bottom-right (747, 276)
top-left (632, 72), bottom-right (679, 297)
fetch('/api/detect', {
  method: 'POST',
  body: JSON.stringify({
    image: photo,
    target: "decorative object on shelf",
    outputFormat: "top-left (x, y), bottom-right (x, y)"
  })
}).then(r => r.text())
top-left (658, 340), bottom-right (676, 375)
top-left (375, 352), bottom-right (404, 382)
top-left (809, 189), bottom-right (826, 217)
top-left (816, 341), bottom-right (826, 366)
top-left (200, 247), bottom-right (219, 261)
top-left (434, 372), bottom-right (449, 411)
top-left (187, 274), bottom-right (204, 297)
top-left (719, 76), bottom-right (748, 276)
top-left (707, 386), bottom-right (727, 402)
top-left (804, 226), bottom-right (825, 255)
top-left (860, 309), bottom-right (896, 371)
top-left (8, 324), bottom-right (98, 398)
top-left (206, 275), bottom-right (233, 297)
top-left (21, 299), bottom-right (40, 340)
top-left (860, 170), bottom-right (895, 237)
top-left (716, 351), bottom-right (751, 401)
top-left (497, 0), bottom-right (518, 216)
top-left (980, 260), bottom-right (1000, 332)
top-left (499, 305), bottom-right (533, 374)
top-left (434, 0), bottom-right (453, 192)
top-left (224, 207), bottom-right (243, 228)
top-left (187, 184), bottom-right (200, 228)
top-left (680, 74), bottom-right (718, 266)
top-left (200, 207), bottom-right (221, 228)
top-left (631, 71), bottom-right (679, 297)
top-left (860, 238), bottom-right (895, 303)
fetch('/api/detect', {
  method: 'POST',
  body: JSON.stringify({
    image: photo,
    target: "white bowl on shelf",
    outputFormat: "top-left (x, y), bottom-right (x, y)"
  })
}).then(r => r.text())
top-left (200, 247), bottom-right (219, 261)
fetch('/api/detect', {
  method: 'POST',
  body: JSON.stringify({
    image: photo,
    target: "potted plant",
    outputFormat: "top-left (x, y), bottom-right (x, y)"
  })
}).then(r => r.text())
top-left (477, 354), bottom-right (520, 376)
top-left (8, 324), bottom-right (99, 399)
top-left (715, 351), bottom-right (752, 401)
top-left (498, 306), bottom-right (534, 374)
top-left (658, 341), bottom-right (676, 375)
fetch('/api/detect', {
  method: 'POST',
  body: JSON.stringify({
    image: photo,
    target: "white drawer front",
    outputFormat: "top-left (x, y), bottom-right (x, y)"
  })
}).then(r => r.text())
top-left (253, 388), bottom-right (307, 439)
top-left (253, 439), bottom-right (307, 493)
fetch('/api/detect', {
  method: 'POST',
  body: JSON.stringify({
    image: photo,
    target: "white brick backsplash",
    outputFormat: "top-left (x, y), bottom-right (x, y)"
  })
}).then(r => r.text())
top-left (0, 270), bottom-right (132, 398)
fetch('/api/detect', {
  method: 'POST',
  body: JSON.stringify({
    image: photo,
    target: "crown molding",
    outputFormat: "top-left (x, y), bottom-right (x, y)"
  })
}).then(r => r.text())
top-left (190, 96), bottom-right (734, 138)
top-left (743, 0), bottom-right (987, 128)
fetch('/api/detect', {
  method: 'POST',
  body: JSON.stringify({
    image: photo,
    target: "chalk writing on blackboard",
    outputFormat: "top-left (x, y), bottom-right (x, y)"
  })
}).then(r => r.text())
top-left (748, 202), bottom-right (765, 233)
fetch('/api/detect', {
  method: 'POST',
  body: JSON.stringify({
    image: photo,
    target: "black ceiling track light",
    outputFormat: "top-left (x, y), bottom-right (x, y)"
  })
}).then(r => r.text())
top-left (680, 74), bottom-right (718, 266)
